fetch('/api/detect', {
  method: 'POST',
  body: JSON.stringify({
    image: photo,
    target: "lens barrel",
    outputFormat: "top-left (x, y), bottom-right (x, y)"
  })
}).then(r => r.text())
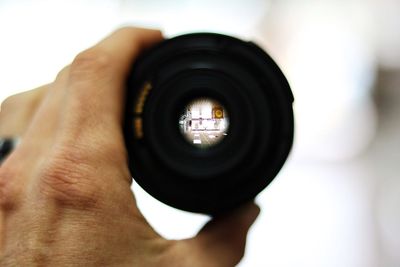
top-left (124, 33), bottom-right (294, 214)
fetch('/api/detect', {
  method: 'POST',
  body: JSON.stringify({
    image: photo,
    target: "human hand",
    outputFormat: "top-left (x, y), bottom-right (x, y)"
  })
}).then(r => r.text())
top-left (0, 27), bottom-right (260, 267)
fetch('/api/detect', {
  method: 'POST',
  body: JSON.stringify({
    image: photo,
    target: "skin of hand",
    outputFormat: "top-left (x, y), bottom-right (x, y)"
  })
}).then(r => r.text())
top-left (0, 27), bottom-right (260, 267)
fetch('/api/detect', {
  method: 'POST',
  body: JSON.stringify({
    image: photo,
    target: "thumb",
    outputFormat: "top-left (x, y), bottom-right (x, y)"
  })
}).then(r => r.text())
top-left (189, 203), bottom-right (260, 267)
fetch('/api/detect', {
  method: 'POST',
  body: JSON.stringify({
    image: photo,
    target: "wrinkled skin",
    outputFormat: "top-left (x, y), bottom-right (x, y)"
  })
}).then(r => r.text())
top-left (0, 27), bottom-right (259, 267)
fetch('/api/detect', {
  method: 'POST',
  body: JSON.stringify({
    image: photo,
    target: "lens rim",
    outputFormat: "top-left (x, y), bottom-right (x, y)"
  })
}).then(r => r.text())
top-left (125, 33), bottom-right (294, 214)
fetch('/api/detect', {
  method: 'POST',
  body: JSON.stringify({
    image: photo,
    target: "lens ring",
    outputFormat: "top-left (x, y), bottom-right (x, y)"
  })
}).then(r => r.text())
top-left (143, 68), bottom-right (257, 180)
top-left (125, 33), bottom-right (294, 214)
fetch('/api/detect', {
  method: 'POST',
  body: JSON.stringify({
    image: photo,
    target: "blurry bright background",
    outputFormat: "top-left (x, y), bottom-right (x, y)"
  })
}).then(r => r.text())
top-left (1, 0), bottom-right (399, 266)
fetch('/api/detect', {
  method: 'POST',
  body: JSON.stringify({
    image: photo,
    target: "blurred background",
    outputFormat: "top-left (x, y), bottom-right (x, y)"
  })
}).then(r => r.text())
top-left (0, 0), bottom-right (399, 266)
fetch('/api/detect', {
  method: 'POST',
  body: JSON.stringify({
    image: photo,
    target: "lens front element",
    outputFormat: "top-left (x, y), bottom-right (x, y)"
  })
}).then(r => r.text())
top-left (179, 98), bottom-right (229, 149)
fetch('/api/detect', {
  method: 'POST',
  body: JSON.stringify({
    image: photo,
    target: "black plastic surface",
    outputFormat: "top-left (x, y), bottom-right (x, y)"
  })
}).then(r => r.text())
top-left (124, 33), bottom-right (294, 214)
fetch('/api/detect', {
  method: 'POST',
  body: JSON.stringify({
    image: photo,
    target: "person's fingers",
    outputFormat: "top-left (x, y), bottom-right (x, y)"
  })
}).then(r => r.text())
top-left (0, 85), bottom-right (49, 137)
top-left (20, 66), bottom-right (70, 148)
top-left (1, 28), bottom-right (163, 216)
top-left (175, 203), bottom-right (260, 267)
top-left (59, 27), bottom-right (163, 147)
top-left (0, 28), bottom-right (164, 259)
top-left (0, 85), bottom-right (48, 254)
top-left (0, 68), bottom-right (72, 220)
top-left (196, 203), bottom-right (260, 266)
top-left (94, 27), bottom-right (163, 76)
top-left (0, 86), bottom-right (49, 253)
top-left (0, 84), bottom-right (51, 206)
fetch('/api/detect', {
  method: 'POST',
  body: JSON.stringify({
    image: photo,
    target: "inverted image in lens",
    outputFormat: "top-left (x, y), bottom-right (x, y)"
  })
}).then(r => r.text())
top-left (179, 98), bottom-right (229, 149)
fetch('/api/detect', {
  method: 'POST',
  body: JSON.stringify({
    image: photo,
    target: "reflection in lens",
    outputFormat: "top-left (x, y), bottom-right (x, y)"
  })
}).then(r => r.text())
top-left (179, 98), bottom-right (229, 148)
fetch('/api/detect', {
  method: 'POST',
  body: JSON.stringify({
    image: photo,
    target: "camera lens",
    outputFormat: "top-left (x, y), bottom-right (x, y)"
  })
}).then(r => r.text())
top-left (179, 97), bottom-right (229, 149)
top-left (124, 33), bottom-right (294, 214)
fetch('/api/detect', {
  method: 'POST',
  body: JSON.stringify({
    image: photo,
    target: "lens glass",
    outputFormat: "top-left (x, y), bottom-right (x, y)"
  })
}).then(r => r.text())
top-left (179, 98), bottom-right (229, 148)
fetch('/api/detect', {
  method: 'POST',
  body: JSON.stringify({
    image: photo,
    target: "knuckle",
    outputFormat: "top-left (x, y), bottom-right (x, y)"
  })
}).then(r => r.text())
top-left (69, 48), bottom-right (113, 82)
top-left (0, 90), bottom-right (40, 118)
top-left (38, 145), bottom-right (101, 208)
top-left (55, 65), bottom-right (70, 82)
top-left (0, 164), bottom-right (19, 210)
top-left (1, 95), bottom-right (20, 113)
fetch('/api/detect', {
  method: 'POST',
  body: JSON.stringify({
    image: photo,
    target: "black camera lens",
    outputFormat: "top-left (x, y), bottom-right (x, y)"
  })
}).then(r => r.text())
top-left (124, 33), bottom-right (294, 214)
top-left (179, 97), bottom-right (229, 149)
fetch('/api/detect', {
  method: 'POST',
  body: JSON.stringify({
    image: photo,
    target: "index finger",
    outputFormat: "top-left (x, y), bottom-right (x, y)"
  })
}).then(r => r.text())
top-left (93, 27), bottom-right (163, 76)
top-left (59, 27), bottom-right (163, 149)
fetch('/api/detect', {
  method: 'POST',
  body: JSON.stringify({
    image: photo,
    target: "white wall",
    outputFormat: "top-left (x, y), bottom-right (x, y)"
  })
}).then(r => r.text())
top-left (1, 1), bottom-right (399, 266)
